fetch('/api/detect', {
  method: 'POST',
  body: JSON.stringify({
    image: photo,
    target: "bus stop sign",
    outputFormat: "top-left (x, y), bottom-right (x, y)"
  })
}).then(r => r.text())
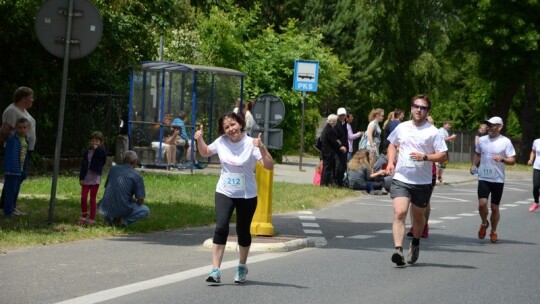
top-left (293, 60), bottom-right (319, 92)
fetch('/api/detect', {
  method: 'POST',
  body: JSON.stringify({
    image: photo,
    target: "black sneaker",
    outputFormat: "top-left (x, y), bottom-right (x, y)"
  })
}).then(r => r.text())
top-left (407, 242), bottom-right (420, 264)
top-left (391, 249), bottom-right (406, 266)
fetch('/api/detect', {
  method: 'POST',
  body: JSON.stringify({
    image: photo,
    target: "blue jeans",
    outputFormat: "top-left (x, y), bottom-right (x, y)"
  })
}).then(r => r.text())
top-left (100, 203), bottom-right (149, 226)
top-left (2, 175), bottom-right (23, 216)
top-left (124, 204), bottom-right (150, 226)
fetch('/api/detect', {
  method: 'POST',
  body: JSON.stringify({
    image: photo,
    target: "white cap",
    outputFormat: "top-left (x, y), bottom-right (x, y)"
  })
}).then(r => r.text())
top-left (485, 116), bottom-right (503, 125)
top-left (337, 107), bottom-right (347, 115)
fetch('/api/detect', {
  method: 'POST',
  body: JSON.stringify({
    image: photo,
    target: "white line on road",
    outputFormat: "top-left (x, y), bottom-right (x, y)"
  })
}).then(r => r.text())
top-left (303, 229), bottom-right (323, 234)
top-left (431, 195), bottom-right (470, 202)
top-left (53, 251), bottom-right (300, 304)
top-left (439, 216), bottom-right (461, 220)
top-left (299, 215), bottom-right (316, 220)
top-left (302, 222), bottom-right (320, 228)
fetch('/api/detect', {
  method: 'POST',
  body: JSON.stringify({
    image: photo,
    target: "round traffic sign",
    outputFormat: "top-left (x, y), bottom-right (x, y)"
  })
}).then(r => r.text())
top-left (35, 0), bottom-right (103, 59)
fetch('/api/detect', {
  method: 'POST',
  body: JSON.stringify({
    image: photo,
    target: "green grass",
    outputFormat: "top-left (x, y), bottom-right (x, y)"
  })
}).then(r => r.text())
top-left (0, 173), bottom-right (354, 251)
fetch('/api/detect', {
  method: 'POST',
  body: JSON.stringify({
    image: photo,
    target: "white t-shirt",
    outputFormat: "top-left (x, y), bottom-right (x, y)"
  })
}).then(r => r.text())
top-left (245, 110), bottom-right (257, 133)
top-left (388, 120), bottom-right (448, 184)
top-left (438, 127), bottom-right (449, 140)
top-left (2, 103), bottom-right (36, 150)
top-left (208, 133), bottom-right (262, 198)
top-left (532, 139), bottom-right (540, 170)
top-left (475, 134), bottom-right (515, 183)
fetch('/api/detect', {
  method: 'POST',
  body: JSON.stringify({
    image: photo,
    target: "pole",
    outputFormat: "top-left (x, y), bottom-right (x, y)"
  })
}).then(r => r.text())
top-left (299, 91), bottom-right (306, 171)
top-left (48, 0), bottom-right (74, 224)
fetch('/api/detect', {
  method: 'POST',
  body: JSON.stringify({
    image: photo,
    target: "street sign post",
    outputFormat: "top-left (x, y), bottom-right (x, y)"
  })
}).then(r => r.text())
top-left (35, 0), bottom-right (102, 224)
top-left (293, 60), bottom-right (319, 171)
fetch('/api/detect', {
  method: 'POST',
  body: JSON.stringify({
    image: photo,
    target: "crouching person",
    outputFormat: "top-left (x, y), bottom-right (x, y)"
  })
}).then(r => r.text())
top-left (98, 150), bottom-right (149, 227)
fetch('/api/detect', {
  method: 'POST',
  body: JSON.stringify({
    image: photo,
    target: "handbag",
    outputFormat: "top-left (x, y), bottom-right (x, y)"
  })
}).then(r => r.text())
top-left (358, 133), bottom-right (368, 149)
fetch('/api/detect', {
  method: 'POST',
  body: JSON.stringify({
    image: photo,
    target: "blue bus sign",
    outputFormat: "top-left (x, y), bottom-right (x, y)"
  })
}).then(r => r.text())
top-left (293, 60), bottom-right (319, 92)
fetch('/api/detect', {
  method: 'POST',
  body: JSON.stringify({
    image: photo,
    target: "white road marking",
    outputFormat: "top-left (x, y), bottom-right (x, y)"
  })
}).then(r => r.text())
top-left (303, 229), bottom-right (323, 234)
top-left (502, 204), bottom-right (518, 207)
top-left (348, 235), bottom-right (375, 240)
top-left (458, 213), bottom-right (477, 216)
top-left (374, 230), bottom-right (392, 234)
top-left (355, 202), bottom-right (393, 207)
top-left (53, 251), bottom-right (300, 304)
top-left (302, 222), bottom-right (320, 228)
top-left (430, 195), bottom-right (470, 202)
top-left (299, 215), bottom-right (316, 221)
top-left (439, 216), bottom-right (460, 220)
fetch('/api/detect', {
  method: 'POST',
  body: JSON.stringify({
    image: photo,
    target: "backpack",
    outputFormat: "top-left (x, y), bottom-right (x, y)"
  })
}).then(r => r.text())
top-left (315, 136), bottom-right (322, 152)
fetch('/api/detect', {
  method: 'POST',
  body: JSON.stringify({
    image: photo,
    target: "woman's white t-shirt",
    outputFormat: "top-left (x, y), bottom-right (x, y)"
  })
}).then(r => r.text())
top-left (2, 103), bottom-right (36, 150)
top-left (208, 133), bottom-right (262, 198)
top-left (532, 139), bottom-right (540, 170)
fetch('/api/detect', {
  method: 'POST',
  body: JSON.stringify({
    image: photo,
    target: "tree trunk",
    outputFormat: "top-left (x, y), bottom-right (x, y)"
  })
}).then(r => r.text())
top-left (521, 79), bottom-right (539, 163)
top-left (490, 81), bottom-right (521, 129)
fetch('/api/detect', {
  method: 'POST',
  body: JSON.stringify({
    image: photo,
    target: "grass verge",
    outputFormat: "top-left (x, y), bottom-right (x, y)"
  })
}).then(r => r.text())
top-left (0, 172), bottom-right (355, 251)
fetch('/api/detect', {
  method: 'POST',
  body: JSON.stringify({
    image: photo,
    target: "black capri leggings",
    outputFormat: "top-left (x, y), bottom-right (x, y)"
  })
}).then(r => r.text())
top-left (533, 169), bottom-right (540, 203)
top-left (213, 192), bottom-right (258, 247)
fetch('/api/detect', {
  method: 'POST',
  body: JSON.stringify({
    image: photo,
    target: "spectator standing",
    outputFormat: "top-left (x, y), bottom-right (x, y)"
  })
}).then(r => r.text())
top-left (471, 117), bottom-right (515, 243)
top-left (365, 108), bottom-right (385, 162)
top-left (98, 151), bottom-right (149, 227)
top-left (436, 120), bottom-right (457, 184)
top-left (335, 108), bottom-right (349, 187)
top-left (78, 131), bottom-right (107, 226)
top-left (386, 94), bottom-right (448, 266)
top-left (320, 114), bottom-right (346, 187)
top-left (194, 112), bottom-right (273, 284)
top-left (244, 99), bottom-right (257, 135)
top-left (2, 118), bottom-right (30, 218)
top-left (346, 113), bottom-right (363, 161)
top-left (0, 87), bottom-right (36, 214)
top-left (474, 123), bottom-right (488, 147)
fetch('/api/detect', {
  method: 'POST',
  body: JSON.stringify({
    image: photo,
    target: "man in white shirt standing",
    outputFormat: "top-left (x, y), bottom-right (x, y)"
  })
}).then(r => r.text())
top-left (470, 116), bottom-right (515, 243)
top-left (436, 120), bottom-right (457, 184)
top-left (386, 94), bottom-right (448, 266)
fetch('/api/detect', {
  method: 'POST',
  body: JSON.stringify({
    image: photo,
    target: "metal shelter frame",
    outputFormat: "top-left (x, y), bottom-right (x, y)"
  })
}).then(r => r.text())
top-left (128, 61), bottom-right (245, 170)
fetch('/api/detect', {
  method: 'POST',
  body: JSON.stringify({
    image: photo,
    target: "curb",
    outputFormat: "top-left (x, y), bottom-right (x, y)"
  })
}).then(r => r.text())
top-left (202, 236), bottom-right (327, 252)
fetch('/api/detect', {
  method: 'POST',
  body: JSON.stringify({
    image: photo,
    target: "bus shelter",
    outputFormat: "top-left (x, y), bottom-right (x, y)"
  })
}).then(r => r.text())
top-left (128, 61), bottom-right (245, 170)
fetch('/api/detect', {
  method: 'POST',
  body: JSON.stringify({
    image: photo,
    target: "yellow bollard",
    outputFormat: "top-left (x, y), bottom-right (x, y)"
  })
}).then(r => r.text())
top-left (250, 162), bottom-right (275, 236)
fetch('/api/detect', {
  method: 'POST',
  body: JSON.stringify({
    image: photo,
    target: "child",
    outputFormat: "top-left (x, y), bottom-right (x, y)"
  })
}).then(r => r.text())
top-left (3, 118), bottom-right (30, 218)
top-left (78, 131), bottom-right (107, 226)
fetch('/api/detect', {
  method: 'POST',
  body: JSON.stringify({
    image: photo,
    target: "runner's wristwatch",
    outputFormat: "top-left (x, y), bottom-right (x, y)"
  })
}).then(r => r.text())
top-left (423, 154), bottom-right (428, 161)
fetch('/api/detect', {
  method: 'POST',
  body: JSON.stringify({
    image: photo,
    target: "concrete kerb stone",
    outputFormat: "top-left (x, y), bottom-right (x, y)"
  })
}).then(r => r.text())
top-left (203, 236), bottom-right (326, 252)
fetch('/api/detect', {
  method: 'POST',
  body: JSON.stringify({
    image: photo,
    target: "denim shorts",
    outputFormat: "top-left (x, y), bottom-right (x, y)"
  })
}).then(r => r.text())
top-left (390, 179), bottom-right (433, 208)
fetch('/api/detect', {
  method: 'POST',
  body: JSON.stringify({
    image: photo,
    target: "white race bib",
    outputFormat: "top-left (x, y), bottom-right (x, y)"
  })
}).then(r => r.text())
top-left (478, 166), bottom-right (497, 179)
top-left (223, 173), bottom-right (246, 191)
top-left (404, 156), bottom-right (424, 168)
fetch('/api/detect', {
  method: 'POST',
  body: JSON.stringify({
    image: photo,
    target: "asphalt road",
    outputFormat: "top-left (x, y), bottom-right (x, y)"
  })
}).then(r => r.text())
top-left (2, 169), bottom-right (539, 304)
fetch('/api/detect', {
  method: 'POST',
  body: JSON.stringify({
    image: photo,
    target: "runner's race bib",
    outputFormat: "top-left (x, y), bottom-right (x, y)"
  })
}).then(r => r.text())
top-left (404, 156), bottom-right (425, 168)
top-left (478, 166), bottom-right (498, 179)
top-left (223, 173), bottom-right (246, 191)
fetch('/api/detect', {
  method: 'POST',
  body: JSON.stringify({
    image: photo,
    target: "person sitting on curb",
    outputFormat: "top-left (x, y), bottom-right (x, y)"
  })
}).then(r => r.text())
top-left (98, 150), bottom-right (149, 227)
